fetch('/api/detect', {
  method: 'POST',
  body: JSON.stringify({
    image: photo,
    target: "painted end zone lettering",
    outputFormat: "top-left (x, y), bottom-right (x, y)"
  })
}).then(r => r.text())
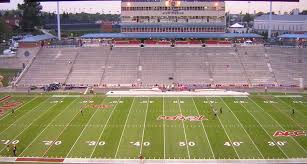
top-left (273, 130), bottom-right (306, 137)
top-left (157, 114), bottom-right (207, 121)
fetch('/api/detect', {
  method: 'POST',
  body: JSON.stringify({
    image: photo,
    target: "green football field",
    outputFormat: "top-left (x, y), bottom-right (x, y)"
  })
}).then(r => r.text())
top-left (0, 93), bottom-right (307, 161)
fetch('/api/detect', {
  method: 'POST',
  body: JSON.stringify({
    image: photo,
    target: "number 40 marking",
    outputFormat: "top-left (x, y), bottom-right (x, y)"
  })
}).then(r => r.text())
top-left (224, 141), bottom-right (243, 147)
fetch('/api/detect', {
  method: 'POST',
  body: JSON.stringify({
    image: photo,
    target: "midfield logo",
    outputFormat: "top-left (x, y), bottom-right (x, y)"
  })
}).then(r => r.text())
top-left (157, 114), bottom-right (207, 121)
top-left (273, 130), bottom-right (306, 137)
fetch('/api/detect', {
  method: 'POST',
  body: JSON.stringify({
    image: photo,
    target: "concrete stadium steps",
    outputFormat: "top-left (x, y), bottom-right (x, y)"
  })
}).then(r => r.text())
top-left (15, 46), bottom-right (307, 88)
top-left (237, 46), bottom-right (276, 86)
top-left (101, 47), bottom-right (139, 85)
top-left (18, 48), bottom-right (78, 86)
top-left (206, 47), bottom-right (248, 85)
top-left (266, 47), bottom-right (303, 87)
top-left (66, 47), bottom-right (109, 86)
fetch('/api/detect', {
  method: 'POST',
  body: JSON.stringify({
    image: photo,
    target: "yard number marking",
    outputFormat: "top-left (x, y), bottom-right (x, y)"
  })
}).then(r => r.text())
top-left (86, 141), bottom-right (105, 146)
top-left (130, 141), bottom-right (150, 147)
top-left (43, 140), bottom-right (62, 146)
top-left (268, 141), bottom-right (287, 146)
top-left (179, 141), bottom-right (195, 147)
top-left (224, 141), bottom-right (243, 147)
top-left (173, 101), bottom-right (184, 104)
top-left (293, 101), bottom-right (305, 104)
top-left (234, 101), bottom-right (247, 104)
top-left (1, 140), bottom-right (19, 145)
top-left (140, 101), bottom-right (154, 104)
top-left (50, 101), bottom-right (63, 104)
top-left (203, 101), bottom-right (217, 104)
top-left (264, 101), bottom-right (277, 104)
top-left (80, 100), bottom-right (94, 104)
top-left (111, 101), bottom-right (123, 104)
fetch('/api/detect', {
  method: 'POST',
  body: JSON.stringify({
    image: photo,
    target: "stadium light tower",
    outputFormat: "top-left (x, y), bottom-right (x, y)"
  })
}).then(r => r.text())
top-left (268, 1), bottom-right (272, 39)
top-left (57, 1), bottom-right (61, 40)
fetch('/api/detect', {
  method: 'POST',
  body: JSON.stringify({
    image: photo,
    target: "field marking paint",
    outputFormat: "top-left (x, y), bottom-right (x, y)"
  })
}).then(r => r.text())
top-left (114, 97), bottom-right (135, 158)
top-left (205, 97), bottom-right (240, 159)
top-left (162, 96), bottom-right (166, 159)
top-left (279, 97), bottom-right (307, 121)
top-left (260, 97), bottom-right (307, 153)
top-left (66, 97), bottom-right (107, 157)
top-left (191, 98), bottom-right (215, 159)
top-left (220, 97), bottom-right (264, 159)
top-left (245, 97), bottom-right (290, 158)
top-left (176, 97), bottom-right (190, 159)
top-left (89, 97), bottom-right (121, 158)
top-left (0, 97), bottom-right (47, 136)
top-left (139, 97), bottom-right (149, 155)
top-left (0, 96), bottom-right (38, 122)
top-left (0, 97), bottom-right (61, 154)
top-left (42, 97), bottom-right (92, 157)
top-left (19, 98), bottom-right (78, 156)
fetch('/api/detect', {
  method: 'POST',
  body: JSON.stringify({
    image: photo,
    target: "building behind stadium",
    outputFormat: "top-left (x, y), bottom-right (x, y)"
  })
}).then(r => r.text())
top-left (120, 0), bottom-right (225, 33)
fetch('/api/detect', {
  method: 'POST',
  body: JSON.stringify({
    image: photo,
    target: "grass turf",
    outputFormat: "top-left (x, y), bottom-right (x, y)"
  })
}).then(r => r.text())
top-left (0, 94), bottom-right (306, 159)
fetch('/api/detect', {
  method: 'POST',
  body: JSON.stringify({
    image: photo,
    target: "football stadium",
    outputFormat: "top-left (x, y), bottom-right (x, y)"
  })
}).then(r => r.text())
top-left (0, 0), bottom-right (307, 163)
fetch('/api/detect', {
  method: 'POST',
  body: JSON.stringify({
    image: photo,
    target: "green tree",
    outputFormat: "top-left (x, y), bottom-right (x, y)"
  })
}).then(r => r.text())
top-left (243, 13), bottom-right (253, 23)
top-left (0, 18), bottom-right (9, 42)
top-left (18, 0), bottom-right (42, 32)
top-left (300, 10), bottom-right (307, 15)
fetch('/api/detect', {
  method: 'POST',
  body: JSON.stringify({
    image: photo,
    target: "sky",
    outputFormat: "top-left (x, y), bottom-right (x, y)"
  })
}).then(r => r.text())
top-left (0, 0), bottom-right (306, 14)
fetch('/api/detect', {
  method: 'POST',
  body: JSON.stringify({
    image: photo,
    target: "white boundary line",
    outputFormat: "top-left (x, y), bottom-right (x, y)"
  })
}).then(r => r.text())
top-left (114, 97), bottom-right (135, 158)
top-left (42, 97), bottom-right (90, 157)
top-left (205, 97), bottom-right (240, 159)
top-left (89, 97), bottom-right (121, 158)
top-left (258, 96), bottom-right (307, 153)
top-left (19, 98), bottom-right (78, 156)
top-left (0, 96), bottom-right (37, 122)
top-left (162, 96), bottom-right (166, 159)
top-left (66, 97), bottom-right (108, 157)
top-left (139, 97), bottom-right (149, 155)
top-left (0, 97), bottom-right (59, 153)
top-left (220, 97), bottom-right (264, 158)
top-left (191, 97), bottom-right (215, 159)
top-left (243, 97), bottom-right (289, 158)
top-left (176, 97), bottom-right (190, 159)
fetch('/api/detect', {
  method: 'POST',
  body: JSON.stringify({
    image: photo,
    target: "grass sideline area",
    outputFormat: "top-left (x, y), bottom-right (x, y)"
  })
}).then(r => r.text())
top-left (0, 93), bottom-right (306, 162)
top-left (0, 69), bottom-right (21, 87)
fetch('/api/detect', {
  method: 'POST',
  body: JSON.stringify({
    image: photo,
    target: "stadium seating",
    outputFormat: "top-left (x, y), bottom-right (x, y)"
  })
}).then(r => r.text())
top-left (15, 46), bottom-right (307, 88)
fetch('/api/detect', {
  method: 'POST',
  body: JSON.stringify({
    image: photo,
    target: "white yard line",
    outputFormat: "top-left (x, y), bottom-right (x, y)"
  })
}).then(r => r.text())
top-left (89, 97), bottom-right (121, 158)
top-left (220, 97), bottom-right (264, 158)
top-left (66, 98), bottom-right (108, 158)
top-left (19, 98), bottom-right (78, 156)
top-left (42, 97), bottom-right (91, 157)
top-left (114, 97), bottom-right (135, 158)
top-left (0, 96), bottom-right (38, 122)
top-left (0, 97), bottom-right (60, 153)
top-left (244, 97), bottom-right (289, 158)
top-left (278, 97), bottom-right (307, 120)
top-left (176, 97), bottom-right (190, 159)
top-left (258, 97), bottom-right (307, 153)
top-left (191, 97), bottom-right (215, 159)
top-left (205, 97), bottom-right (240, 159)
top-left (139, 97), bottom-right (149, 155)
top-left (162, 96), bottom-right (166, 159)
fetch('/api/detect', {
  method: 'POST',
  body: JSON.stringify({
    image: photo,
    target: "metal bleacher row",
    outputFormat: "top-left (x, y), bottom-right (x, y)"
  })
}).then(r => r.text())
top-left (16, 46), bottom-right (307, 88)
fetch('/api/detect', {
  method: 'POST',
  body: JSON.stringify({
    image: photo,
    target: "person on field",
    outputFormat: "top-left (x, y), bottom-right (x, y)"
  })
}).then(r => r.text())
top-left (12, 145), bottom-right (17, 156)
top-left (292, 109), bottom-right (295, 115)
top-left (80, 109), bottom-right (83, 116)
top-left (6, 144), bottom-right (10, 152)
top-left (220, 107), bottom-right (223, 114)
